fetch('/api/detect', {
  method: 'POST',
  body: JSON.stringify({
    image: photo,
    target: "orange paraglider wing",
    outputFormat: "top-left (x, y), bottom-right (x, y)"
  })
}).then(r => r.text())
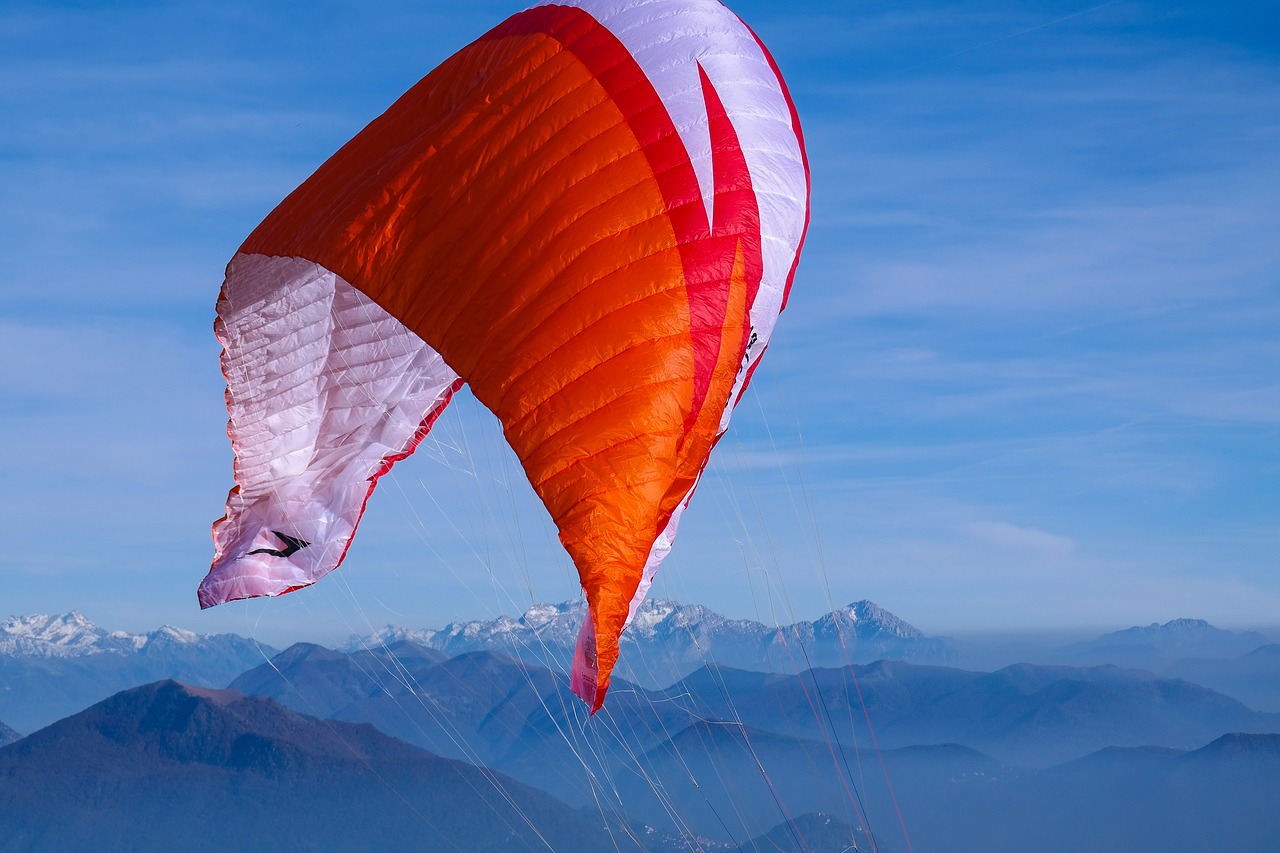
top-left (200, 0), bottom-right (809, 711)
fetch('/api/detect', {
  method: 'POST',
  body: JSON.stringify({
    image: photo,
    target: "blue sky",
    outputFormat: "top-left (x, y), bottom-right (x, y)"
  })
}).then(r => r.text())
top-left (1, 0), bottom-right (1276, 648)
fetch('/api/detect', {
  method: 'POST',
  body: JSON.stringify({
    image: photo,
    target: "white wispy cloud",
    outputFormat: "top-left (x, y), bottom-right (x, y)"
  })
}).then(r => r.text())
top-left (960, 520), bottom-right (1076, 553)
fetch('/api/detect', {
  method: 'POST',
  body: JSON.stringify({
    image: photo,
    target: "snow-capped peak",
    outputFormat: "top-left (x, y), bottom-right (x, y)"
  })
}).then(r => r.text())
top-left (836, 600), bottom-right (923, 639)
top-left (146, 626), bottom-right (200, 645)
top-left (0, 613), bottom-right (240, 659)
top-left (2, 611), bottom-right (96, 639)
top-left (521, 601), bottom-right (582, 629)
top-left (0, 612), bottom-right (117, 657)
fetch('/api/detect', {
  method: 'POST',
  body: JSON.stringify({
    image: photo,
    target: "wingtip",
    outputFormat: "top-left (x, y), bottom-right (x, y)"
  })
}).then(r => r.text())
top-left (570, 670), bottom-right (609, 715)
top-left (570, 605), bottom-right (609, 713)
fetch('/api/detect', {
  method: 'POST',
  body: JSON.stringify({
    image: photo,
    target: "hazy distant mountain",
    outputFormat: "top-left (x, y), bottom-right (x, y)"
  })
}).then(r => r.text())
top-left (951, 619), bottom-right (1280, 710)
top-left (0, 612), bottom-right (276, 733)
top-left (618, 717), bottom-right (1280, 853)
top-left (613, 716), bottom-right (1003, 844)
top-left (1060, 618), bottom-right (1271, 667)
top-left (0, 680), bottom-right (618, 853)
top-left (670, 660), bottom-right (1280, 767)
top-left (347, 598), bottom-right (958, 687)
top-left (231, 641), bottom-right (562, 766)
top-left (230, 640), bottom-right (694, 807)
top-left (232, 635), bottom-right (1280, 802)
top-left (956, 734), bottom-right (1280, 853)
top-left (0, 722), bottom-right (16, 748)
top-left (1168, 644), bottom-right (1280, 712)
top-left (6, 677), bottom-right (1270, 853)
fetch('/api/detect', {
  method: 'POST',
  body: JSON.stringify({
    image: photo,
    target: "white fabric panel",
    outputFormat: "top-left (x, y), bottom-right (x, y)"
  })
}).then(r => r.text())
top-left (200, 254), bottom-right (460, 607)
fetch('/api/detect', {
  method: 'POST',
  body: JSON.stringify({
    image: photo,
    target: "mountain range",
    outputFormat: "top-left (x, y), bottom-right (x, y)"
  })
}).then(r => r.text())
top-left (0, 680), bottom-right (620, 852)
top-left (611, 721), bottom-right (1280, 852)
top-left (0, 603), bottom-right (1278, 851)
top-left (347, 598), bottom-right (960, 687)
top-left (230, 637), bottom-right (1280, 802)
top-left (1052, 619), bottom-right (1280, 711)
top-left (0, 612), bottom-right (275, 733)
top-left (3, 602), bottom-right (1276, 735)
top-left (0, 679), bottom-right (890, 853)
top-left (1059, 617), bottom-right (1271, 666)
top-left (3, 676), bottom-right (1276, 852)
top-left (1168, 644), bottom-right (1280, 712)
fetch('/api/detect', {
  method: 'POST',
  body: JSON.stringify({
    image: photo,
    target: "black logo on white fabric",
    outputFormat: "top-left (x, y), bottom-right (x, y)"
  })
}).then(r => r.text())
top-left (248, 531), bottom-right (311, 558)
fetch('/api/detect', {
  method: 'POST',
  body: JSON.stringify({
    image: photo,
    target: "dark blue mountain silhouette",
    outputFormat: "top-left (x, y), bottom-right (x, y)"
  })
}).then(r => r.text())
top-left (0, 680), bottom-right (618, 852)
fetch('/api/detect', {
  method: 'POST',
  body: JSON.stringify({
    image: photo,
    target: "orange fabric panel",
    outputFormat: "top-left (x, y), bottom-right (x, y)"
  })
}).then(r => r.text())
top-left (240, 11), bottom-right (756, 704)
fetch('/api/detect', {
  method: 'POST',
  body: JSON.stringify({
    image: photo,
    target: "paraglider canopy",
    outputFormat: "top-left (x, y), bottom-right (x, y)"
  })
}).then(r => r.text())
top-left (200, 0), bottom-right (809, 711)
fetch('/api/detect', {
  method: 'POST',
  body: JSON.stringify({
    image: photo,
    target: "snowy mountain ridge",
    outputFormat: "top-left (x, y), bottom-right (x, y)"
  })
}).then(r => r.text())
top-left (345, 598), bottom-right (957, 687)
top-left (352, 598), bottom-right (919, 647)
top-left (0, 612), bottom-right (277, 734)
top-left (0, 612), bottom-right (210, 659)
